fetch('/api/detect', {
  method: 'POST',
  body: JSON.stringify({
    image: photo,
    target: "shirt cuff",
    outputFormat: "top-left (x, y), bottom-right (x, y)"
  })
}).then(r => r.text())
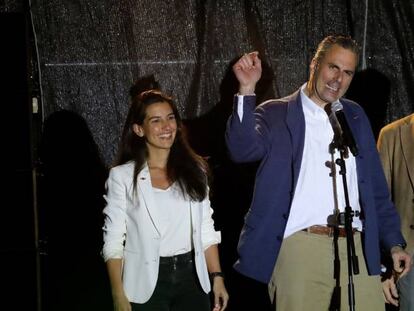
top-left (236, 94), bottom-right (255, 122)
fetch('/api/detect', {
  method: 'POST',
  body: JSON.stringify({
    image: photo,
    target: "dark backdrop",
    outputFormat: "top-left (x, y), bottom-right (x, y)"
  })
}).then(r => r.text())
top-left (4, 0), bottom-right (414, 164)
top-left (2, 1), bottom-right (413, 310)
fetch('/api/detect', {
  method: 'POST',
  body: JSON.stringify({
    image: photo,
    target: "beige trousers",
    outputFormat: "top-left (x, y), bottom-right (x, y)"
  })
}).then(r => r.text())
top-left (268, 230), bottom-right (384, 311)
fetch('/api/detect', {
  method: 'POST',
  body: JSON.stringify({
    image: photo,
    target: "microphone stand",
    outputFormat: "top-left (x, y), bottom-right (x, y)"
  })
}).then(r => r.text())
top-left (329, 139), bottom-right (360, 311)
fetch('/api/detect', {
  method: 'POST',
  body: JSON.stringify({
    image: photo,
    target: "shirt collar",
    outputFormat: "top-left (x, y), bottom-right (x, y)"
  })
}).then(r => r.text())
top-left (300, 83), bottom-right (341, 118)
top-left (300, 83), bottom-right (325, 117)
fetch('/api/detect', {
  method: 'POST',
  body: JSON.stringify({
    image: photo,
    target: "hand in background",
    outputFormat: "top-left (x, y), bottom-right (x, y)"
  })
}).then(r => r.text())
top-left (391, 245), bottom-right (412, 278)
top-left (382, 276), bottom-right (399, 306)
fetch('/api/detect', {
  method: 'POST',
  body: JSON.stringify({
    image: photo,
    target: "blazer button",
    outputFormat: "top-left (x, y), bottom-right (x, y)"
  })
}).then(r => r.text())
top-left (277, 236), bottom-right (283, 241)
top-left (410, 224), bottom-right (414, 230)
top-left (282, 213), bottom-right (288, 220)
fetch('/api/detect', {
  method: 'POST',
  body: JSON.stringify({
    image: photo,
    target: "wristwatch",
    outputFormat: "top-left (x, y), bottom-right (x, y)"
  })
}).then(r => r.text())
top-left (209, 272), bottom-right (225, 280)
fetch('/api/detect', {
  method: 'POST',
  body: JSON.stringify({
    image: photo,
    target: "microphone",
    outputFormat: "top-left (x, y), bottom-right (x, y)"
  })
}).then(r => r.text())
top-left (324, 103), bottom-right (342, 143)
top-left (325, 102), bottom-right (359, 156)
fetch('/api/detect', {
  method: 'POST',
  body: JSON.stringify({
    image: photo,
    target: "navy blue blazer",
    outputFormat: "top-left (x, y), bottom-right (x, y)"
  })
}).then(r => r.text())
top-left (225, 89), bottom-right (405, 283)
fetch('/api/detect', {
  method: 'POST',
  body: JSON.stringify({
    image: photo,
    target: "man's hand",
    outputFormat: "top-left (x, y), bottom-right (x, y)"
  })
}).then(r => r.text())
top-left (232, 51), bottom-right (262, 95)
top-left (382, 276), bottom-right (399, 306)
top-left (391, 245), bottom-right (412, 278)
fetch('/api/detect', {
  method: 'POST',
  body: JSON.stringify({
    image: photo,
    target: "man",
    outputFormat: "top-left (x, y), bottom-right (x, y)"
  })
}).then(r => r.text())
top-left (225, 35), bottom-right (411, 310)
top-left (378, 114), bottom-right (414, 310)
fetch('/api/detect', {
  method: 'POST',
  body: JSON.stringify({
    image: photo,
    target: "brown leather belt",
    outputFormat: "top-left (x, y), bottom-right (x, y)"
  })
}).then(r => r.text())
top-left (302, 225), bottom-right (357, 238)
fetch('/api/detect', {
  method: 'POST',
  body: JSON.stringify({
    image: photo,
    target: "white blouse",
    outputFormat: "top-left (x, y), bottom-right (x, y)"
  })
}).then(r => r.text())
top-left (153, 183), bottom-right (193, 256)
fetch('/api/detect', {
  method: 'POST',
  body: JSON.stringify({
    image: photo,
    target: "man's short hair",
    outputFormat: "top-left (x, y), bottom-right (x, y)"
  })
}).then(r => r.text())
top-left (313, 35), bottom-right (360, 67)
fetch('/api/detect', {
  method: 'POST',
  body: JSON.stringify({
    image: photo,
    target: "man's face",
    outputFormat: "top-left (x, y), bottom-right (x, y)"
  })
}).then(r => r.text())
top-left (309, 44), bottom-right (357, 107)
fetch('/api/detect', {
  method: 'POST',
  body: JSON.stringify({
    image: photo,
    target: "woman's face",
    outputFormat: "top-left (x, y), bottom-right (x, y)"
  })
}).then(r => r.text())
top-left (133, 101), bottom-right (177, 152)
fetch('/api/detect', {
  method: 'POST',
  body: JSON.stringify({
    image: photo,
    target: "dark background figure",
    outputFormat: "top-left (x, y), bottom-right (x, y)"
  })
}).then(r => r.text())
top-left (38, 110), bottom-right (111, 311)
top-left (377, 113), bottom-right (414, 311)
top-left (346, 68), bottom-right (391, 140)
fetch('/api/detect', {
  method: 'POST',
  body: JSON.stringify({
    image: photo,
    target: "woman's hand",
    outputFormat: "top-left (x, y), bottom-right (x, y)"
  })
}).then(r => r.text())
top-left (212, 276), bottom-right (229, 311)
top-left (112, 293), bottom-right (132, 311)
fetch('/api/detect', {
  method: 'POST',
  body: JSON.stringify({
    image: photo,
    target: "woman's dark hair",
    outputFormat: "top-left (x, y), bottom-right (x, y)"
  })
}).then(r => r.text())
top-left (114, 89), bottom-right (209, 201)
top-left (129, 75), bottom-right (160, 99)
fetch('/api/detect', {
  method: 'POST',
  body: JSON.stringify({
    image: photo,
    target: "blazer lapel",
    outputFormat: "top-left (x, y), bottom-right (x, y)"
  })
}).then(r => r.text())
top-left (137, 164), bottom-right (163, 237)
top-left (341, 100), bottom-right (361, 154)
top-left (286, 90), bottom-right (305, 188)
top-left (400, 116), bottom-right (414, 191)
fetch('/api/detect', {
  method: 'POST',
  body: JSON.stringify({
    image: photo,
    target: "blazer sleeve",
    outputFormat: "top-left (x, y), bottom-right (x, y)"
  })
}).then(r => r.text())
top-left (377, 127), bottom-right (393, 193)
top-left (359, 112), bottom-right (405, 250)
top-left (225, 95), bottom-right (272, 163)
top-left (102, 167), bottom-right (128, 261)
top-left (200, 194), bottom-right (221, 250)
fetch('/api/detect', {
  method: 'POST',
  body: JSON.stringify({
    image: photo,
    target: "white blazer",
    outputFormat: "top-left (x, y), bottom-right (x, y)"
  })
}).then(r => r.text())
top-left (102, 161), bottom-right (221, 303)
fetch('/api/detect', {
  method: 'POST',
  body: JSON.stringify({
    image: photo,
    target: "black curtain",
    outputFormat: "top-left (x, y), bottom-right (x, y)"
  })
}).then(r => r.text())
top-left (1, 0), bottom-right (410, 164)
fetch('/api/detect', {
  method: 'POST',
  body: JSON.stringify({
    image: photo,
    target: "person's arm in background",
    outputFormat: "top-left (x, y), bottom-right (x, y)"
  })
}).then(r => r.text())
top-left (377, 126), bottom-right (411, 306)
top-left (357, 109), bottom-right (411, 276)
top-left (376, 126), bottom-right (393, 190)
top-left (377, 127), bottom-right (411, 278)
top-left (381, 276), bottom-right (399, 307)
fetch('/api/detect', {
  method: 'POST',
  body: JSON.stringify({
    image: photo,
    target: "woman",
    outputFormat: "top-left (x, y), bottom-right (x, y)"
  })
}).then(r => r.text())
top-left (102, 89), bottom-right (228, 311)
